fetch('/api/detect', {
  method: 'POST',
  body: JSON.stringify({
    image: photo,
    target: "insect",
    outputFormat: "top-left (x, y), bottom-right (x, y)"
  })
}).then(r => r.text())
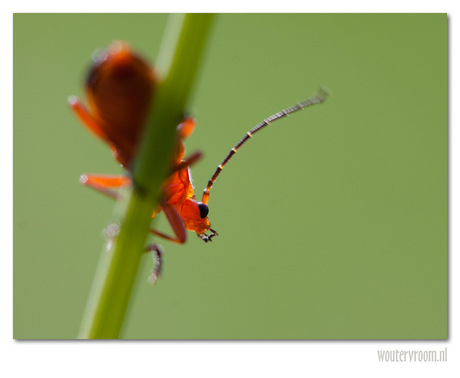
top-left (69, 42), bottom-right (328, 283)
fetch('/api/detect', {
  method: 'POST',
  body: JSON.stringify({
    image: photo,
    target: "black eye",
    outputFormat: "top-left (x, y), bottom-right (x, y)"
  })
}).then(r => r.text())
top-left (198, 202), bottom-right (209, 218)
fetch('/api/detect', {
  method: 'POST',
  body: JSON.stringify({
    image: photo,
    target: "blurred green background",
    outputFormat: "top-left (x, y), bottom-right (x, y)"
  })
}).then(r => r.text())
top-left (13, 14), bottom-right (447, 339)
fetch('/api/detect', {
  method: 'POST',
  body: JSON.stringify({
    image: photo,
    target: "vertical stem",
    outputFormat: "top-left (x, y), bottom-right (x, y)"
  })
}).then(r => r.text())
top-left (78, 13), bottom-right (214, 339)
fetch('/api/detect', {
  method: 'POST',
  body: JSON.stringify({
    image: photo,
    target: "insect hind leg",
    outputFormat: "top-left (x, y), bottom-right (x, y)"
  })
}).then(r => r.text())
top-left (68, 96), bottom-right (110, 141)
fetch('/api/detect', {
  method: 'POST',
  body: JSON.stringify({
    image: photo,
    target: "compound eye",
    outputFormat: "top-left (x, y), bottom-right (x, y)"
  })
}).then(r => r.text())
top-left (197, 202), bottom-right (209, 218)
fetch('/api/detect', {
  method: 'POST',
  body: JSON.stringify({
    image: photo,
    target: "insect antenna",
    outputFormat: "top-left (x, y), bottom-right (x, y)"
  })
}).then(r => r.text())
top-left (201, 88), bottom-right (329, 205)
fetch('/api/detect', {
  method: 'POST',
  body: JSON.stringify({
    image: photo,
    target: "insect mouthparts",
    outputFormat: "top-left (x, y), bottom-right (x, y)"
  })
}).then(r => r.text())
top-left (199, 228), bottom-right (218, 243)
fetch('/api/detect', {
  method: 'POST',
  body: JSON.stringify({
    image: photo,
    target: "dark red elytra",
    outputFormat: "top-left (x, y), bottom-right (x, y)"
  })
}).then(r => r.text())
top-left (71, 42), bottom-right (157, 168)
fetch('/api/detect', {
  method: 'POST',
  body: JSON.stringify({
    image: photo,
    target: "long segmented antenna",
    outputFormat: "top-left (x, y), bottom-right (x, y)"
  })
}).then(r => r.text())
top-left (201, 88), bottom-right (329, 205)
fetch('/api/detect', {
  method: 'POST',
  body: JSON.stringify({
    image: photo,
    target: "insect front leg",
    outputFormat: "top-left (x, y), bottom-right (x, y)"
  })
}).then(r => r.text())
top-left (150, 204), bottom-right (187, 244)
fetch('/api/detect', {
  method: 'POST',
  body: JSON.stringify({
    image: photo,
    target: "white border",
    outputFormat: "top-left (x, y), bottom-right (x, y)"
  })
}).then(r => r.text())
top-left (2, 2), bottom-right (457, 377)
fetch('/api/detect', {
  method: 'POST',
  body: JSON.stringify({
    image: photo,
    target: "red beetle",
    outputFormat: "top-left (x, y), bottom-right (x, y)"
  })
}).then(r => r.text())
top-left (69, 42), bottom-right (328, 282)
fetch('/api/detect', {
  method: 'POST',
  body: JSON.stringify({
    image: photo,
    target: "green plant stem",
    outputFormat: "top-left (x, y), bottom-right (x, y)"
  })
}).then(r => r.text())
top-left (78, 13), bottom-right (214, 339)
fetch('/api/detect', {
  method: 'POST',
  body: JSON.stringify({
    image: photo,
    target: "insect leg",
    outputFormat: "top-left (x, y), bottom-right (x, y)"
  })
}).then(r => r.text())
top-left (177, 117), bottom-right (196, 140)
top-left (80, 173), bottom-right (131, 200)
top-left (68, 96), bottom-right (110, 141)
top-left (145, 244), bottom-right (164, 284)
top-left (172, 151), bottom-right (202, 173)
top-left (150, 204), bottom-right (187, 244)
top-left (80, 151), bottom-right (200, 201)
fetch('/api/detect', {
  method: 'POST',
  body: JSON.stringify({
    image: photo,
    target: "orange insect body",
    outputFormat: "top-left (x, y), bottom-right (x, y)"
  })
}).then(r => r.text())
top-left (69, 42), bottom-right (214, 249)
